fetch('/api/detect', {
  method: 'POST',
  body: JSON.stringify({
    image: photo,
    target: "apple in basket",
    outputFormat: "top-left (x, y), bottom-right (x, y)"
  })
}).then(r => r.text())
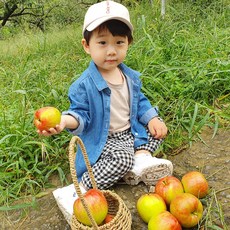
top-left (104, 214), bottom-right (115, 224)
top-left (34, 106), bottom-right (61, 131)
top-left (73, 189), bottom-right (108, 226)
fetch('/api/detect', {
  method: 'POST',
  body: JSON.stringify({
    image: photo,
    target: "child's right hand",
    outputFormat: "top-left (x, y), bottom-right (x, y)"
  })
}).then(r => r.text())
top-left (37, 116), bottom-right (67, 136)
top-left (36, 114), bottom-right (79, 136)
top-left (37, 124), bottom-right (64, 136)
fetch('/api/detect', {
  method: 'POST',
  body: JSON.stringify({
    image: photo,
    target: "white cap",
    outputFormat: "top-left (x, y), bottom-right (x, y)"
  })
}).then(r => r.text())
top-left (83, 0), bottom-right (133, 34)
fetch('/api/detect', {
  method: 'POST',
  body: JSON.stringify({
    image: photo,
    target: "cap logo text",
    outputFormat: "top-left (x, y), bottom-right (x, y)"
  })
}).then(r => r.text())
top-left (106, 0), bottom-right (110, 14)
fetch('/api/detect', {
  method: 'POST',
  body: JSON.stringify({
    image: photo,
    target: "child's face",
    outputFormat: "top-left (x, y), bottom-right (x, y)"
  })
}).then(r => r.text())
top-left (82, 27), bottom-right (129, 73)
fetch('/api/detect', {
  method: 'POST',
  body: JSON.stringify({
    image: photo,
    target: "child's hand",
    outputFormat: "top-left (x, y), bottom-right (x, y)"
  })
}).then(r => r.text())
top-left (37, 116), bottom-right (66, 136)
top-left (36, 114), bottom-right (79, 136)
top-left (147, 117), bottom-right (168, 139)
top-left (37, 124), bottom-right (64, 136)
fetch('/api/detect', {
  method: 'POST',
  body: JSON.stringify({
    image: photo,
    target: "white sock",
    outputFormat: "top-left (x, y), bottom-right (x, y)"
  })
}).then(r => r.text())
top-left (53, 183), bottom-right (86, 224)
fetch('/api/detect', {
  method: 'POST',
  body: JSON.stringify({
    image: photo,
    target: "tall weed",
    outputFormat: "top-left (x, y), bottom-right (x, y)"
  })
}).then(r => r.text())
top-left (127, 0), bottom-right (230, 149)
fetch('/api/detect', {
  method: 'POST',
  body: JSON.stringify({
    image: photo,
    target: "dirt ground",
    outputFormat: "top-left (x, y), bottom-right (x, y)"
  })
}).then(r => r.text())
top-left (1, 127), bottom-right (229, 230)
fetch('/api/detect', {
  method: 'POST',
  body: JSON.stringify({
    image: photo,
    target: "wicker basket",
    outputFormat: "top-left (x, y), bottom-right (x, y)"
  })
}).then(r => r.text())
top-left (69, 136), bottom-right (132, 230)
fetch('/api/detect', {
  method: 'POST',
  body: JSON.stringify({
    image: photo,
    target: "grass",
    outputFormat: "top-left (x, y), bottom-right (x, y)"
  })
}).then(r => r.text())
top-left (198, 188), bottom-right (228, 230)
top-left (0, 0), bottom-right (229, 228)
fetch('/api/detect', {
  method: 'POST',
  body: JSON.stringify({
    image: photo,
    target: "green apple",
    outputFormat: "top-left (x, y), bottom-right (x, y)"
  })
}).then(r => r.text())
top-left (181, 171), bottom-right (209, 198)
top-left (136, 193), bottom-right (167, 223)
top-left (170, 193), bottom-right (203, 228)
top-left (34, 106), bottom-right (61, 131)
top-left (155, 176), bottom-right (184, 206)
top-left (148, 211), bottom-right (182, 230)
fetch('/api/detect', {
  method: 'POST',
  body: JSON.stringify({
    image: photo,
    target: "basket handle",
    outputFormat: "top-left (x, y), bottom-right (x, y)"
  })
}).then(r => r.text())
top-left (69, 136), bottom-right (99, 229)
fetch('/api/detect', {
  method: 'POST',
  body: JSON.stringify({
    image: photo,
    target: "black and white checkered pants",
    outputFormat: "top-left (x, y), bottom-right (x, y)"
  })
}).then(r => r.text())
top-left (81, 128), bottom-right (163, 190)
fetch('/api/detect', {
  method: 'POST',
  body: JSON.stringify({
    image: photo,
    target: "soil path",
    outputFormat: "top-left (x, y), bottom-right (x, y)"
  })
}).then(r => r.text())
top-left (1, 127), bottom-right (229, 229)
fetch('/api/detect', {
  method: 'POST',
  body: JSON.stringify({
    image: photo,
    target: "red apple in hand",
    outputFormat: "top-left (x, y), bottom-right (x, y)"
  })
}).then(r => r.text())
top-left (136, 193), bottom-right (167, 223)
top-left (73, 189), bottom-right (108, 226)
top-left (148, 211), bottom-right (182, 230)
top-left (155, 176), bottom-right (184, 206)
top-left (34, 106), bottom-right (61, 131)
top-left (181, 171), bottom-right (209, 198)
top-left (170, 193), bottom-right (203, 228)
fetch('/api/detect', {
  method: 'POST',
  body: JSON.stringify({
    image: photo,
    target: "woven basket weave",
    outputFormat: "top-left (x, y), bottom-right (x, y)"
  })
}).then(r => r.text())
top-left (69, 136), bottom-right (132, 230)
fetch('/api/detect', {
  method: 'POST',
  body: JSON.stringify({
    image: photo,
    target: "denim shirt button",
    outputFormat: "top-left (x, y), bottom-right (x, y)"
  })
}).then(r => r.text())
top-left (135, 132), bottom-right (138, 136)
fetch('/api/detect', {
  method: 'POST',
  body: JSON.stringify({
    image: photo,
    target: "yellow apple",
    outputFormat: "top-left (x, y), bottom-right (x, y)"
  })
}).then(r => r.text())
top-left (34, 106), bottom-right (61, 131)
top-left (136, 193), bottom-right (167, 223)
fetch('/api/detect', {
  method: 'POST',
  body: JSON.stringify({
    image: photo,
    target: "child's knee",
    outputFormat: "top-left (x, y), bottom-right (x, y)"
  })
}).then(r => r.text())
top-left (114, 151), bottom-right (134, 172)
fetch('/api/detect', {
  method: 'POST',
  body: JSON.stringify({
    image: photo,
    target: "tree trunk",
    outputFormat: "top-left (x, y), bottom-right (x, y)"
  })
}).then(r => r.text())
top-left (1, 4), bottom-right (18, 27)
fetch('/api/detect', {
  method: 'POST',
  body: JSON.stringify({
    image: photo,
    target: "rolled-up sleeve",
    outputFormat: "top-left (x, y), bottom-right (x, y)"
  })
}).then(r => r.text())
top-left (62, 110), bottom-right (84, 135)
top-left (139, 106), bottom-right (159, 125)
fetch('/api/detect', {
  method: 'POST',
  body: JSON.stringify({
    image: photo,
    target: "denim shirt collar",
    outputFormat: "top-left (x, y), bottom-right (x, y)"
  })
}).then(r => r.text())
top-left (119, 62), bottom-right (141, 80)
top-left (87, 61), bottom-right (141, 92)
top-left (87, 61), bottom-right (108, 92)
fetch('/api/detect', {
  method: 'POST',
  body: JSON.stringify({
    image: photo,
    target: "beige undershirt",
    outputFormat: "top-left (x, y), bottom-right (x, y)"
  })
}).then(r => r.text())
top-left (107, 75), bottom-right (130, 133)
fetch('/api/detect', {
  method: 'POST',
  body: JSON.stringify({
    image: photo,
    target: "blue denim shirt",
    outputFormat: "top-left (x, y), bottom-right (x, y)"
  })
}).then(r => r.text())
top-left (63, 61), bottom-right (159, 181)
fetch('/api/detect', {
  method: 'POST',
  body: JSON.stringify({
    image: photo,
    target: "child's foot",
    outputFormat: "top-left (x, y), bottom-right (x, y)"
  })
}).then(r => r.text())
top-left (53, 183), bottom-right (86, 224)
top-left (123, 153), bottom-right (173, 186)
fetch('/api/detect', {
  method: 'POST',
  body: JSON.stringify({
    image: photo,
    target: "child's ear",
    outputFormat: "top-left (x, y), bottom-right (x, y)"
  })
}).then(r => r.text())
top-left (82, 39), bottom-right (90, 54)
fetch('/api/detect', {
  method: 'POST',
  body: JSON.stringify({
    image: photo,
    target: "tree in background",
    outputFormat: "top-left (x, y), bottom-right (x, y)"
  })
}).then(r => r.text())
top-left (0, 0), bottom-right (103, 33)
top-left (0, 0), bottom-right (61, 31)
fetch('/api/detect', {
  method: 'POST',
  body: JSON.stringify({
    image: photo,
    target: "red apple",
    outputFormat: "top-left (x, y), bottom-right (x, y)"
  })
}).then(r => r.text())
top-left (148, 211), bottom-right (182, 230)
top-left (155, 176), bottom-right (184, 206)
top-left (73, 189), bottom-right (108, 226)
top-left (170, 193), bottom-right (203, 228)
top-left (136, 193), bottom-right (167, 223)
top-left (104, 214), bottom-right (115, 224)
top-left (181, 171), bottom-right (209, 198)
top-left (34, 106), bottom-right (61, 131)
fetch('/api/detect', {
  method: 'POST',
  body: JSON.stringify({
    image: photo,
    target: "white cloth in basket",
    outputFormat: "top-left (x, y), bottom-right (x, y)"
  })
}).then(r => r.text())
top-left (53, 183), bottom-right (86, 225)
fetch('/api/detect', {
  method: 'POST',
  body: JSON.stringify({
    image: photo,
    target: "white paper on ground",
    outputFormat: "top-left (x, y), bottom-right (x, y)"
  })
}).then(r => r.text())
top-left (52, 183), bottom-right (79, 225)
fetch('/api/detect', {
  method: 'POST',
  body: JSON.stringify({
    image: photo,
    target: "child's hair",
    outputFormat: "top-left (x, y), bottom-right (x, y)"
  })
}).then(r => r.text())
top-left (83, 19), bottom-right (133, 45)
